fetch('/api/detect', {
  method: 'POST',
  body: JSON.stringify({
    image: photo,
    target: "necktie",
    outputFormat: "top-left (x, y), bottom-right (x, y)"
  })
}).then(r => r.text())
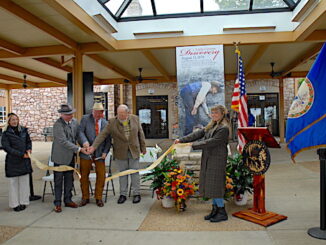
top-left (95, 119), bottom-right (99, 136)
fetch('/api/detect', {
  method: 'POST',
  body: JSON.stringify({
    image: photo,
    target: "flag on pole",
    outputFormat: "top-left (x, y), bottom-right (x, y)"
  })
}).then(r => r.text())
top-left (232, 47), bottom-right (248, 152)
top-left (286, 42), bottom-right (326, 160)
top-left (231, 78), bottom-right (240, 111)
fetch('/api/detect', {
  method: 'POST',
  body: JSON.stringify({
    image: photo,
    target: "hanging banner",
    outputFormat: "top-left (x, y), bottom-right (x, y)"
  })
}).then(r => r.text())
top-left (176, 45), bottom-right (225, 136)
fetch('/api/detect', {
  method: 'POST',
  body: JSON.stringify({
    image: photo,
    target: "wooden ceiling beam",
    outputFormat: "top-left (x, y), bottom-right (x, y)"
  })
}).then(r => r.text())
top-left (293, 0), bottom-right (326, 41)
top-left (87, 54), bottom-right (134, 81)
top-left (304, 30), bottom-right (326, 42)
top-left (0, 61), bottom-right (66, 85)
top-left (0, 0), bottom-right (78, 50)
top-left (0, 73), bottom-right (38, 87)
top-left (281, 43), bottom-right (324, 77)
top-left (245, 44), bottom-right (269, 76)
top-left (80, 42), bottom-right (108, 54)
top-left (0, 39), bottom-right (26, 55)
top-left (141, 50), bottom-right (170, 80)
top-left (43, 0), bottom-right (117, 51)
top-left (0, 45), bottom-right (73, 59)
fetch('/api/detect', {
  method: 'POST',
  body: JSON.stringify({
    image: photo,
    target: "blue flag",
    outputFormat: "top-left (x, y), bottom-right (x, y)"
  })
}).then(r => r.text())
top-left (286, 42), bottom-right (326, 160)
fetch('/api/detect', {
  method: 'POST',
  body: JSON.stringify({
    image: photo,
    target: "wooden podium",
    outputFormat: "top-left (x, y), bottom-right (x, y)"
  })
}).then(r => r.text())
top-left (232, 127), bottom-right (287, 227)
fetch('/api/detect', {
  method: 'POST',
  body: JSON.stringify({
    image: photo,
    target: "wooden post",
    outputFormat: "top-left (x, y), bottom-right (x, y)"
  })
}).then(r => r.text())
top-left (132, 83), bottom-right (136, 114)
top-left (279, 78), bottom-right (285, 143)
top-left (119, 84), bottom-right (124, 104)
top-left (5, 89), bottom-right (11, 114)
top-left (294, 78), bottom-right (299, 96)
top-left (72, 50), bottom-right (83, 120)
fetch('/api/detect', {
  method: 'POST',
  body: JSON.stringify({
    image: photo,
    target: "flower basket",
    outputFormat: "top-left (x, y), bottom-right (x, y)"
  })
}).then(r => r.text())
top-left (161, 196), bottom-right (174, 208)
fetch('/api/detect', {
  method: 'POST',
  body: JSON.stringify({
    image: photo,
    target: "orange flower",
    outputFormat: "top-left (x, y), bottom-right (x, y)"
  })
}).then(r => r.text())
top-left (226, 183), bottom-right (233, 189)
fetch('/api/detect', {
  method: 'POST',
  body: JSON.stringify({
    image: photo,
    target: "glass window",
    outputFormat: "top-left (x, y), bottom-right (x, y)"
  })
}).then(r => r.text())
top-left (137, 96), bottom-right (169, 139)
top-left (210, 0), bottom-right (250, 11)
top-left (105, 0), bottom-right (125, 15)
top-left (155, 0), bottom-right (200, 15)
top-left (121, 0), bottom-right (153, 17)
top-left (0, 106), bottom-right (6, 123)
top-left (253, 0), bottom-right (288, 9)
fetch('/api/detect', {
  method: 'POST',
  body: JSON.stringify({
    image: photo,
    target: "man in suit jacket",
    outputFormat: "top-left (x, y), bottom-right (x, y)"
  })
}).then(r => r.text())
top-left (51, 104), bottom-right (87, 213)
top-left (78, 103), bottom-right (111, 207)
top-left (88, 104), bottom-right (146, 204)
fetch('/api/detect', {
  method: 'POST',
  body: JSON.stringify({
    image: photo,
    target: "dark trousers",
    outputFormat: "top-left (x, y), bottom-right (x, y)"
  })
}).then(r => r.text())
top-left (181, 89), bottom-right (198, 135)
top-left (53, 162), bottom-right (74, 206)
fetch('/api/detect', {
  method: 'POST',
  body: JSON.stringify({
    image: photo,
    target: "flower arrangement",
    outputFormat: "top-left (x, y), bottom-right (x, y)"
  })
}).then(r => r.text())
top-left (224, 173), bottom-right (235, 200)
top-left (160, 167), bottom-right (197, 211)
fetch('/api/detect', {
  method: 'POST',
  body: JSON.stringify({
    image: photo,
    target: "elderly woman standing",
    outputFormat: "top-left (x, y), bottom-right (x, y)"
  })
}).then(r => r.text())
top-left (175, 105), bottom-right (230, 223)
top-left (1, 113), bottom-right (32, 212)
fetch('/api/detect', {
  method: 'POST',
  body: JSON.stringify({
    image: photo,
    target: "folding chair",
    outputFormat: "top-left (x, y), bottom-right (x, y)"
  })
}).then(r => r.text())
top-left (89, 152), bottom-right (115, 202)
top-left (41, 157), bottom-right (77, 202)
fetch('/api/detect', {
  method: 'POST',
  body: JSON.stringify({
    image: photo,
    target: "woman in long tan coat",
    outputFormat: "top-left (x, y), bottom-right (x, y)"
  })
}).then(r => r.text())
top-left (175, 105), bottom-right (229, 223)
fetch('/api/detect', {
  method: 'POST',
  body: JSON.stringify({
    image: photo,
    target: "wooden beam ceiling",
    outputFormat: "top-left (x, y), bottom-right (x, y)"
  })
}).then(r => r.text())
top-left (281, 43), bottom-right (324, 77)
top-left (245, 44), bottom-right (269, 76)
top-left (0, 45), bottom-right (73, 59)
top-left (141, 50), bottom-right (170, 80)
top-left (0, 0), bottom-right (78, 50)
top-left (0, 73), bottom-right (38, 87)
top-left (0, 39), bottom-right (26, 55)
top-left (43, 0), bottom-right (117, 51)
top-left (0, 61), bottom-right (66, 85)
top-left (293, 0), bottom-right (326, 41)
top-left (87, 54), bottom-right (134, 81)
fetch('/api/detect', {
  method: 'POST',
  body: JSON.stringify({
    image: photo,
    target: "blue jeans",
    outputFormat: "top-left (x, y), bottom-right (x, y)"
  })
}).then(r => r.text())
top-left (212, 198), bottom-right (224, 207)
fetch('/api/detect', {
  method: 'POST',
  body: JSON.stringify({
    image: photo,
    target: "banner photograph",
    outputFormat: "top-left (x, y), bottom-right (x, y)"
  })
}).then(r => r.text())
top-left (176, 45), bottom-right (225, 136)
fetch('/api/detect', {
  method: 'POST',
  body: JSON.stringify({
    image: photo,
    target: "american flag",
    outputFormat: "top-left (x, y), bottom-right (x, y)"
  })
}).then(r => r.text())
top-left (231, 48), bottom-right (248, 152)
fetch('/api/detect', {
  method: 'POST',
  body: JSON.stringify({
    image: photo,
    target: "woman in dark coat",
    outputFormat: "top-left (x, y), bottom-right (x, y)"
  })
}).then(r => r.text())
top-left (1, 113), bottom-right (32, 212)
top-left (175, 105), bottom-right (229, 223)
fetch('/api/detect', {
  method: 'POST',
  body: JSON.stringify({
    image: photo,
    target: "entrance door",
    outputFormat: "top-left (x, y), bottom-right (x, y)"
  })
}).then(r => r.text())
top-left (247, 93), bottom-right (279, 136)
top-left (136, 96), bottom-right (169, 139)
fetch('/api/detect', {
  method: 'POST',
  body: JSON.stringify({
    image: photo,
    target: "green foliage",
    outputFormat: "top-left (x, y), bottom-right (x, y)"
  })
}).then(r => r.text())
top-left (298, 78), bottom-right (305, 88)
top-left (141, 156), bottom-right (179, 191)
top-left (226, 153), bottom-right (253, 195)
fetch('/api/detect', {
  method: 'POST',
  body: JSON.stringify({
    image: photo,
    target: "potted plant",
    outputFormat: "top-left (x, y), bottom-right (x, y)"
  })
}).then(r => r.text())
top-left (226, 153), bottom-right (253, 205)
top-left (161, 167), bottom-right (197, 211)
top-left (141, 155), bottom-right (179, 200)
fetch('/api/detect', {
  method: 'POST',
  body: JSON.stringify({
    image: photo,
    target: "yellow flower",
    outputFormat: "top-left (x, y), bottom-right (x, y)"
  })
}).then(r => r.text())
top-left (177, 189), bottom-right (184, 196)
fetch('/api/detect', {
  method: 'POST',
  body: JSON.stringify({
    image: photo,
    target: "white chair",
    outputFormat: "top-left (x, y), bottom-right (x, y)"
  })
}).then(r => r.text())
top-left (89, 152), bottom-right (115, 202)
top-left (41, 157), bottom-right (77, 202)
top-left (41, 157), bottom-right (54, 202)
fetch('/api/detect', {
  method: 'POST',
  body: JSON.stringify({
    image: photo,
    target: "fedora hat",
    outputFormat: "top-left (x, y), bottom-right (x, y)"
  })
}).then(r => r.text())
top-left (92, 102), bottom-right (105, 111)
top-left (58, 104), bottom-right (76, 114)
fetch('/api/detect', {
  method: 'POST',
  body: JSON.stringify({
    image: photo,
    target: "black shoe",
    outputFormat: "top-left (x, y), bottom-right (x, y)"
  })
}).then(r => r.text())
top-left (204, 205), bottom-right (218, 220)
top-left (210, 207), bottom-right (228, 223)
top-left (13, 206), bottom-right (21, 212)
top-left (117, 195), bottom-right (127, 204)
top-left (30, 195), bottom-right (41, 201)
top-left (19, 205), bottom-right (26, 211)
top-left (132, 195), bottom-right (141, 204)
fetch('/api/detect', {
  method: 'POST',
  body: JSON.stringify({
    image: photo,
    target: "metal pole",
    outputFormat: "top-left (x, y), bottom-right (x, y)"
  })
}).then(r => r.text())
top-left (308, 148), bottom-right (326, 239)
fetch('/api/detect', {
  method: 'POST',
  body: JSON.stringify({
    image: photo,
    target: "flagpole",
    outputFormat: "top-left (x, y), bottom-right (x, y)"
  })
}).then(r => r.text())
top-left (308, 148), bottom-right (326, 239)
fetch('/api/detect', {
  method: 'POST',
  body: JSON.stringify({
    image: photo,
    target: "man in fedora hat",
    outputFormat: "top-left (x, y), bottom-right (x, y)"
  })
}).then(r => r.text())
top-left (51, 104), bottom-right (87, 213)
top-left (78, 102), bottom-right (111, 207)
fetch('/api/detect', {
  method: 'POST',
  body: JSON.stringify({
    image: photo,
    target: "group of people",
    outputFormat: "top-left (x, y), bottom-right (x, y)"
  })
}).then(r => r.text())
top-left (2, 103), bottom-right (146, 213)
top-left (2, 101), bottom-right (230, 223)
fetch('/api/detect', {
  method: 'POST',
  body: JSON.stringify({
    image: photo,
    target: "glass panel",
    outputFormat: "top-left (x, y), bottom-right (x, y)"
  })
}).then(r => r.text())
top-left (105, 0), bottom-right (125, 15)
top-left (253, 0), bottom-right (288, 9)
top-left (121, 0), bottom-right (153, 17)
top-left (139, 109), bottom-right (151, 124)
top-left (209, 0), bottom-right (250, 11)
top-left (155, 0), bottom-right (200, 15)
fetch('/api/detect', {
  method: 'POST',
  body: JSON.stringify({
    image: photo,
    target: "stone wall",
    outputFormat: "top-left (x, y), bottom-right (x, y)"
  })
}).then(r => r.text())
top-left (11, 87), bottom-right (67, 141)
top-left (11, 85), bottom-right (115, 141)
